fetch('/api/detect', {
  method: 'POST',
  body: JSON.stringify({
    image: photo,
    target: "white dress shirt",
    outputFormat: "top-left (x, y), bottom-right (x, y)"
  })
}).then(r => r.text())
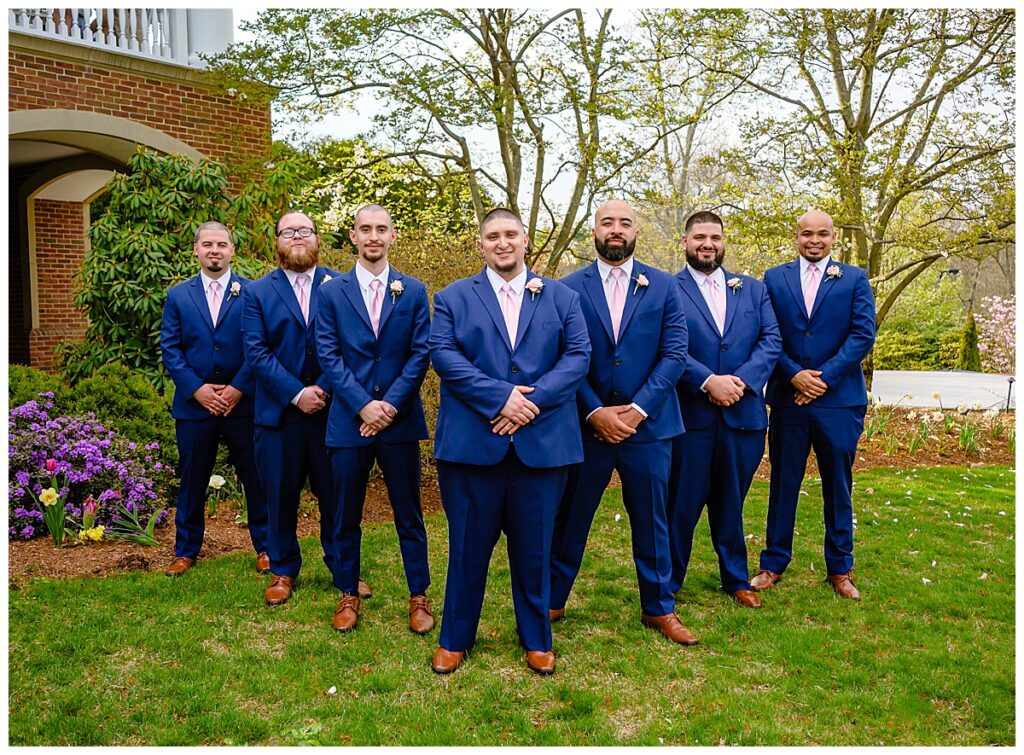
top-left (200, 269), bottom-right (231, 327)
top-left (799, 255), bottom-right (831, 290)
top-left (283, 265), bottom-right (318, 406)
top-left (685, 264), bottom-right (727, 335)
top-left (355, 261), bottom-right (390, 315)
top-left (589, 256), bottom-right (646, 419)
top-left (486, 266), bottom-right (527, 345)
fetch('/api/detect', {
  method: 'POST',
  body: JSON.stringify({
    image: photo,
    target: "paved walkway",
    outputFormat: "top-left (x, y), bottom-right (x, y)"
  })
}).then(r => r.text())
top-left (870, 370), bottom-right (1015, 410)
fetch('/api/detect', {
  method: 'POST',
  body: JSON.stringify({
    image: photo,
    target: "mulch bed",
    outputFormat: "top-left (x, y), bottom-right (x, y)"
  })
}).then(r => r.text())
top-left (8, 408), bottom-right (1012, 584)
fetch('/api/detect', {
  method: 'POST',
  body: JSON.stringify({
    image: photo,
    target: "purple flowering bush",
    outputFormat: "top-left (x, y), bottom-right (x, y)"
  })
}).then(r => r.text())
top-left (8, 393), bottom-right (172, 542)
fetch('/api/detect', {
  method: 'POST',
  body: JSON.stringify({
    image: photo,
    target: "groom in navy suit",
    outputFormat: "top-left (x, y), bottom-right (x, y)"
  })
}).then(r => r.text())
top-left (667, 211), bottom-right (780, 608)
top-left (316, 204), bottom-right (433, 635)
top-left (753, 210), bottom-right (876, 600)
top-left (429, 208), bottom-right (590, 675)
top-left (161, 221), bottom-right (268, 576)
top-left (550, 199), bottom-right (697, 645)
top-left (242, 210), bottom-right (367, 612)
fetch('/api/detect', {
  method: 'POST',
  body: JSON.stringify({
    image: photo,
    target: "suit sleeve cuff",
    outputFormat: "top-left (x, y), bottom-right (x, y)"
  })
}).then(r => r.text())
top-left (291, 388), bottom-right (304, 406)
top-left (630, 402), bottom-right (647, 418)
top-left (699, 375), bottom-right (713, 393)
top-left (585, 406), bottom-right (602, 422)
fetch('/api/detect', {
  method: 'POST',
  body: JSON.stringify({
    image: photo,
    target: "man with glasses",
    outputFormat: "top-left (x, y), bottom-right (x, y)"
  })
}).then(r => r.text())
top-left (242, 210), bottom-right (370, 613)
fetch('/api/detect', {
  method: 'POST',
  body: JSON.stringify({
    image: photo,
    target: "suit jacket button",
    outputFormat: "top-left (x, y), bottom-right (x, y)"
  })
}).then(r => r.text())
top-left (306, 348), bottom-right (313, 356)
top-left (721, 345), bottom-right (728, 352)
top-left (614, 359), bottom-right (622, 366)
top-left (374, 356), bottom-right (382, 362)
top-left (214, 367), bottom-right (221, 374)
top-left (374, 385), bottom-right (381, 393)
top-left (805, 331), bottom-right (812, 337)
top-left (611, 389), bottom-right (620, 396)
top-left (511, 366), bottom-right (519, 373)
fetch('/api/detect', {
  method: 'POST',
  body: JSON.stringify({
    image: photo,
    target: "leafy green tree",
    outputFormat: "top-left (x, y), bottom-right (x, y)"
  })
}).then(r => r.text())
top-left (956, 308), bottom-right (982, 372)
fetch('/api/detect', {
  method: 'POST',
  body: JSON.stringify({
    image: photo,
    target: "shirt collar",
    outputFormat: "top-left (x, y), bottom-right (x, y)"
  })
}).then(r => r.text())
top-left (355, 261), bottom-right (390, 291)
top-left (685, 265), bottom-right (725, 287)
top-left (799, 255), bottom-right (831, 275)
top-left (486, 266), bottom-right (528, 295)
top-left (283, 266), bottom-right (317, 287)
top-left (200, 269), bottom-right (231, 293)
top-left (596, 256), bottom-right (633, 283)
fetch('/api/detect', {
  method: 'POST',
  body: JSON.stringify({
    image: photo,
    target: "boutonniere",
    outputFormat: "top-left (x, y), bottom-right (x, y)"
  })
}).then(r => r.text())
top-left (826, 264), bottom-right (842, 280)
top-left (726, 277), bottom-right (742, 294)
top-left (525, 277), bottom-right (544, 300)
top-left (632, 272), bottom-right (649, 295)
top-left (389, 279), bottom-right (404, 303)
top-left (229, 281), bottom-right (241, 297)
top-left (321, 274), bottom-right (332, 285)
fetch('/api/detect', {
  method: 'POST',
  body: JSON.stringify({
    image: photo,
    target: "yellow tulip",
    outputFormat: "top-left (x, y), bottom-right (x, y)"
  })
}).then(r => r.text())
top-left (39, 488), bottom-right (58, 507)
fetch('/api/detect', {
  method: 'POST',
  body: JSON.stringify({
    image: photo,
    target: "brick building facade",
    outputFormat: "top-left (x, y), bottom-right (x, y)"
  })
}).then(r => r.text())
top-left (9, 9), bottom-right (272, 370)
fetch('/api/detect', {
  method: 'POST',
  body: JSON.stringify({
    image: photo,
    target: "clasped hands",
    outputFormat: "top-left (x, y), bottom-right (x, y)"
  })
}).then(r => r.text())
top-left (491, 386), bottom-right (538, 436)
top-left (359, 399), bottom-right (397, 437)
top-left (193, 383), bottom-right (244, 416)
top-left (791, 369), bottom-right (827, 405)
top-left (588, 405), bottom-right (643, 444)
top-left (704, 374), bottom-right (747, 406)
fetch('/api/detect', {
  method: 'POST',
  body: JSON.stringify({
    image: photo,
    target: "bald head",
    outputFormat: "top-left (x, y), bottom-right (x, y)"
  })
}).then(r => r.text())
top-left (593, 199), bottom-right (638, 263)
top-left (795, 210), bottom-right (837, 262)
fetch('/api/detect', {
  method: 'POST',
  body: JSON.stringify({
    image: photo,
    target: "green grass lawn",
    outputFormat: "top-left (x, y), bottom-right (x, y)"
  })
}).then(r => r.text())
top-left (8, 464), bottom-right (1014, 745)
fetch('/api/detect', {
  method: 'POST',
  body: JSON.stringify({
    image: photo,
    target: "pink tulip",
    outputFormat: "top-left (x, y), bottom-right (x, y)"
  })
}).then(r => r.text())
top-left (83, 496), bottom-right (98, 515)
top-left (45, 458), bottom-right (56, 474)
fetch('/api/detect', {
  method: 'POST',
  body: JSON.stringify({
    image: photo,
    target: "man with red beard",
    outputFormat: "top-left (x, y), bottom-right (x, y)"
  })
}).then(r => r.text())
top-left (242, 210), bottom-right (369, 612)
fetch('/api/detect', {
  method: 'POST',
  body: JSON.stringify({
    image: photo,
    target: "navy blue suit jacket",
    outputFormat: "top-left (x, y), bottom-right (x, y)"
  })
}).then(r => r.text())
top-left (161, 272), bottom-right (255, 420)
top-left (429, 268), bottom-right (591, 468)
top-left (315, 266), bottom-right (431, 448)
top-left (561, 261), bottom-right (687, 443)
top-left (675, 269), bottom-right (781, 431)
top-left (763, 260), bottom-right (876, 409)
top-left (241, 266), bottom-right (340, 427)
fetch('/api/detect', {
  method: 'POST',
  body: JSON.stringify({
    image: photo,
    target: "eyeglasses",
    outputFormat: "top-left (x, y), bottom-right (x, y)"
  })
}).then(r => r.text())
top-left (276, 227), bottom-right (316, 239)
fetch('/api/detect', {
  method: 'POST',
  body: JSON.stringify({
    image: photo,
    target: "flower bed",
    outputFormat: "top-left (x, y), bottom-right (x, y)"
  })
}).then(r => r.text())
top-left (8, 393), bottom-right (172, 543)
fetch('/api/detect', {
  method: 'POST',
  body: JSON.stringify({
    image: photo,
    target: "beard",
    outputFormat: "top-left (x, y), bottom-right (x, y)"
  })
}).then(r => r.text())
top-left (686, 247), bottom-right (725, 274)
top-left (277, 242), bottom-right (319, 272)
top-left (594, 235), bottom-right (636, 263)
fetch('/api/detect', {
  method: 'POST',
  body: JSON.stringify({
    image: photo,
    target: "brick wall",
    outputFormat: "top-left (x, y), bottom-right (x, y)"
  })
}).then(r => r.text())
top-left (9, 48), bottom-right (271, 179)
top-left (29, 199), bottom-right (89, 370)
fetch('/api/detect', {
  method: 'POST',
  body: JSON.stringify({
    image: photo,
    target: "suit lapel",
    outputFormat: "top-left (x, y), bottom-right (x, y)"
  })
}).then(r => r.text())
top-left (721, 269), bottom-right (738, 336)
top-left (784, 261), bottom-right (807, 321)
top-left (341, 270), bottom-right (373, 333)
top-left (809, 262), bottom-right (839, 321)
top-left (472, 268), bottom-right (513, 352)
top-left (677, 269), bottom-right (719, 335)
top-left (513, 277), bottom-right (541, 351)
top-left (582, 263), bottom-right (615, 345)
top-left (187, 275), bottom-right (215, 332)
top-left (271, 269), bottom-right (307, 328)
top-left (377, 269), bottom-right (400, 335)
top-left (307, 267), bottom-right (329, 328)
top-left (214, 273), bottom-right (238, 329)
top-left (617, 261), bottom-right (645, 338)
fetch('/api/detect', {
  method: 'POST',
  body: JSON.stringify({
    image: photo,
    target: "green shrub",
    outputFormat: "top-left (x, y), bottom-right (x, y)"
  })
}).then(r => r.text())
top-left (956, 308), bottom-right (982, 371)
top-left (7, 365), bottom-right (65, 410)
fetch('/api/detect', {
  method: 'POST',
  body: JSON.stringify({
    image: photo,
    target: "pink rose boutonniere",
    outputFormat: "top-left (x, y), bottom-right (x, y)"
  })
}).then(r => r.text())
top-left (230, 281), bottom-right (241, 297)
top-left (826, 264), bottom-right (843, 280)
top-left (726, 277), bottom-right (742, 295)
top-left (632, 272), bottom-right (649, 295)
top-left (525, 277), bottom-right (544, 300)
top-left (390, 279), bottom-right (404, 303)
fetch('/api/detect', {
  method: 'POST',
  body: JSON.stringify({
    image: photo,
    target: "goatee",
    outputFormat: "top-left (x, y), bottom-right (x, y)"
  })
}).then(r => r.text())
top-left (278, 245), bottom-right (318, 272)
top-left (595, 236), bottom-right (635, 263)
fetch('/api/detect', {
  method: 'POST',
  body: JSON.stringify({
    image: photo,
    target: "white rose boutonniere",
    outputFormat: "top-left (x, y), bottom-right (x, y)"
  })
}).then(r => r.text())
top-left (632, 272), bottom-right (649, 295)
top-left (321, 274), bottom-right (332, 285)
top-left (726, 277), bottom-right (742, 295)
top-left (525, 277), bottom-right (544, 300)
top-left (826, 264), bottom-right (842, 280)
top-left (390, 279), bottom-right (404, 303)
top-left (229, 281), bottom-right (241, 297)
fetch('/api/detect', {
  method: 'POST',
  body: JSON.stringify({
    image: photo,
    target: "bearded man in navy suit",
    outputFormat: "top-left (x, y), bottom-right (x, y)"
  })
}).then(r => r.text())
top-left (316, 204), bottom-right (433, 635)
top-left (550, 199), bottom-right (698, 645)
top-left (161, 221), bottom-right (268, 577)
top-left (242, 210), bottom-right (370, 612)
top-left (752, 210), bottom-right (876, 600)
top-left (667, 211), bottom-right (781, 609)
top-left (428, 208), bottom-right (590, 675)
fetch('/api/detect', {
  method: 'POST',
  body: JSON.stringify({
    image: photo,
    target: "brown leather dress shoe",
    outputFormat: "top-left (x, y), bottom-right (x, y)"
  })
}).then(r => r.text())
top-left (409, 595), bottom-right (434, 634)
top-left (264, 574), bottom-right (294, 605)
top-left (431, 647), bottom-right (465, 674)
top-left (526, 650), bottom-right (556, 675)
top-left (640, 613), bottom-right (700, 645)
top-left (750, 569), bottom-right (781, 591)
top-left (255, 552), bottom-right (270, 574)
top-left (548, 607), bottom-right (565, 622)
top-left (332, 593), bottom-right (360, 632)
top-left (827, 572), bottom-right (861, 600)
top-left (731, 589), bottom-right (762, 608)
top-left (358, 579), bottom-right (372, 599)
top-left (165, 556), bottom-right (195, 577)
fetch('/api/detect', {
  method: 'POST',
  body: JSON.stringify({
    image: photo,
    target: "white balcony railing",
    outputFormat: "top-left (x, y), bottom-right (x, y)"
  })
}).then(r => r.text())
top-left (9, 8), bottom-right (232, 68)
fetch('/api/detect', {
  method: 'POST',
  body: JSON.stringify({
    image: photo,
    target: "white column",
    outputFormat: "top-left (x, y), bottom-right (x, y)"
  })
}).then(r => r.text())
top-left (185, 9), bottom-right (234, 67)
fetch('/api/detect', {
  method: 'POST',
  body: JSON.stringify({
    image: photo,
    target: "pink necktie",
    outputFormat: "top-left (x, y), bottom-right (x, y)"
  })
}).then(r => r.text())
top-left (609, 267), bottom-right (626, 341)
top-left (208, 279), bottom-right (221, 326)
top-left (803, 264), bottom-right (820, 317)
top-left (708, 277), bottom-right (726, 332)
top-left (295, 273), bottom-right (310, 323)
top-left (500, 284), bottom-right (518, 346)
top-left (369, 279), bottom-right (384, 336)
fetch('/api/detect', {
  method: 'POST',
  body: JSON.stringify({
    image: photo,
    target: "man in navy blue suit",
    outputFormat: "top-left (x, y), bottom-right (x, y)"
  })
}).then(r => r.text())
top-left (429, 208), bottom-right (590, 675)
top-left (242, 210), bottom-right (370, 611)
top-left (753, 210), bottom-right (876, 600)
top-left (161, 221), bottom-right (268, 577)
top-left (316, 204), bottom-right (433, 635)
top-left (551, 199), bottom-right (698, 645)
top-left (667, 211), bottom-right (781, 609)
